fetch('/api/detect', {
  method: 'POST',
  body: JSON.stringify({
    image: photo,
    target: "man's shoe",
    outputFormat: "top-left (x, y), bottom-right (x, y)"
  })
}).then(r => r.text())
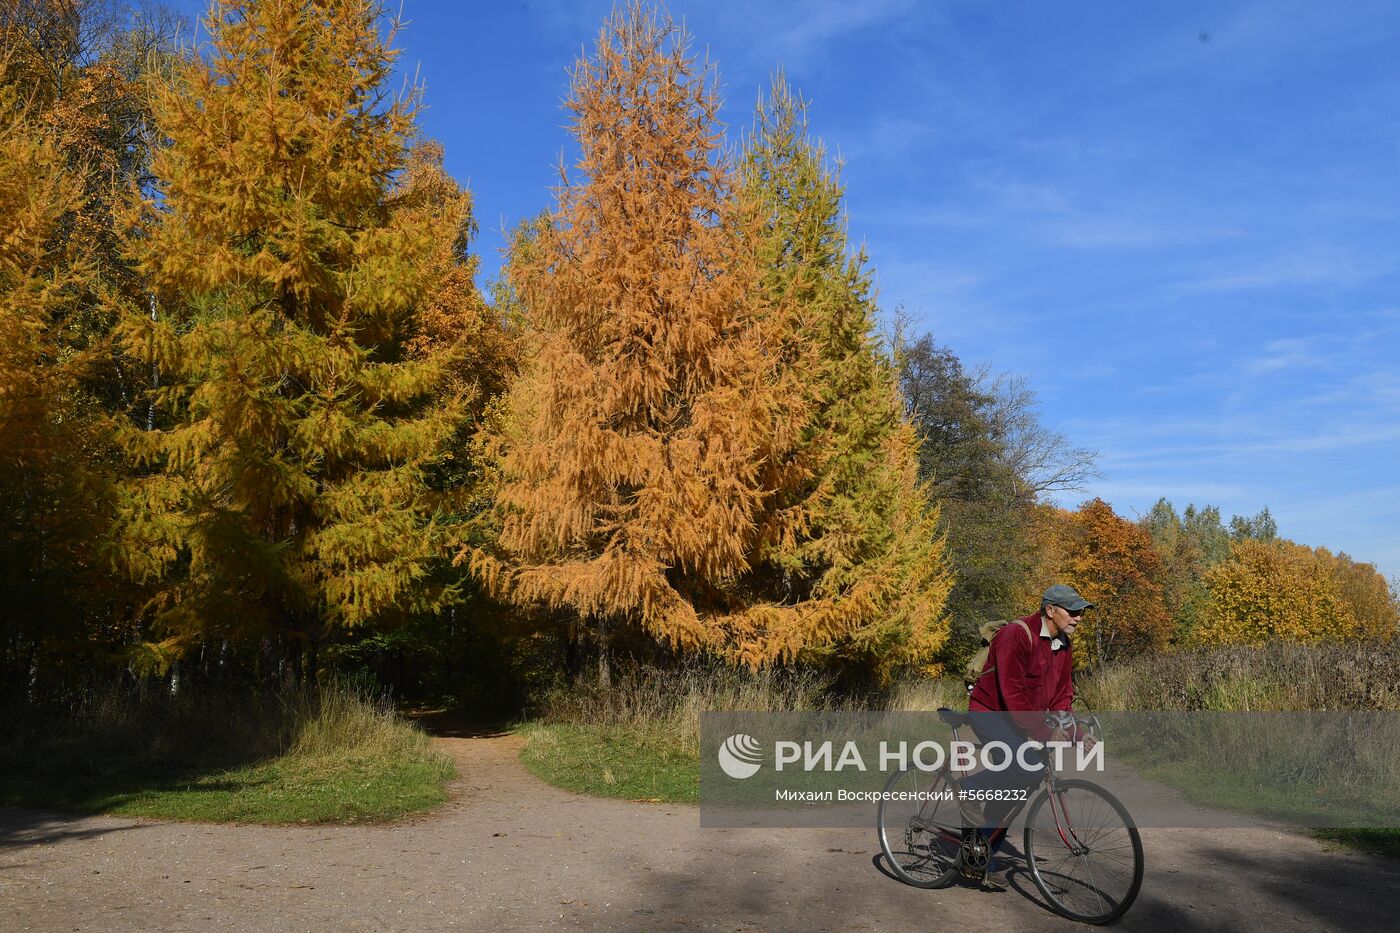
top-left (979, 857), bottom-right (1010, 891)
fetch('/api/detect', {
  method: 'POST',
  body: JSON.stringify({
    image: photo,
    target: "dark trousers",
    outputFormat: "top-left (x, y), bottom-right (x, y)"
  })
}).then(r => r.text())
top-left (958, 712), bottom-right (1045, 832)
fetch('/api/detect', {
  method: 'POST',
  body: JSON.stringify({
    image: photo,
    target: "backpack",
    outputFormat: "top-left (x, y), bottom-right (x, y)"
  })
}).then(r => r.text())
top-left (963, 618), bottom-right (1035, 690)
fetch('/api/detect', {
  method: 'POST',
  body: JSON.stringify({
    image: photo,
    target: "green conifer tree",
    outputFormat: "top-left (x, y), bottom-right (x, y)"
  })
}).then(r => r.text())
top-left (733, 72), bottom-right (951, 676)
top-left (114, 0), bottom-right (466, 673)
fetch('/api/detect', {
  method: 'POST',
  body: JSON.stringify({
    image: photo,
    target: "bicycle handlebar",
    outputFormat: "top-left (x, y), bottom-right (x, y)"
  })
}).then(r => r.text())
top-left (1043, 711), bottom-right (1102, 743)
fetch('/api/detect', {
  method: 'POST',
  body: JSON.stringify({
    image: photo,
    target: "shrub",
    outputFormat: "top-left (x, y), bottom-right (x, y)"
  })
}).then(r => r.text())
top-left (1078, 640), bottom-right (1400, 711)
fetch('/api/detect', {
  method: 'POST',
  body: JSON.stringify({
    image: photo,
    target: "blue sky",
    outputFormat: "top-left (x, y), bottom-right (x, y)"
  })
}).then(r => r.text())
top-left (168, 1), bottom-right (1400, 581)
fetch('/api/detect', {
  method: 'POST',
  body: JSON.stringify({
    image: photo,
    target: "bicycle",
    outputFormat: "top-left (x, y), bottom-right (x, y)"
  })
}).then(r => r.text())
top-left (876, 707), bottom-right (1143, 925)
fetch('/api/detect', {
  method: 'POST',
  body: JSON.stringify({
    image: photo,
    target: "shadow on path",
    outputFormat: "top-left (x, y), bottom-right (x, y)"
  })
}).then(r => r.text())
top-left (0, 807), bottom-right (149, 850)
top-left (406, 710), bottom-right (514, 740)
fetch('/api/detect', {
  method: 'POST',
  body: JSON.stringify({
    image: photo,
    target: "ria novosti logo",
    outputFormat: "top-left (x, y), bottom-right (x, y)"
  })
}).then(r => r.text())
top-left (717, 733), bottom-right (764, 779)
top-left (715, 733), bottom-right (1105, 780)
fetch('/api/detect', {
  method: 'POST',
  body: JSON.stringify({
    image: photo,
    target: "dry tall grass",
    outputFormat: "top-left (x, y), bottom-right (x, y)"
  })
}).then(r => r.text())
top-left (885, 677), bottom-right (971, 711)
top-left (1078, 640), bottom-right (1400, 711)
top-left (534, 661), bottom-right (836, 752)
top-left (283, 685), bottom-right (441, 766)
top-left (1074, 641), bottom-right (1400, 835)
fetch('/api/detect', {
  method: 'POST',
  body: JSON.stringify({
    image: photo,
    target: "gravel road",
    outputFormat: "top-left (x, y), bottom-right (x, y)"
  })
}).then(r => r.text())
top-left (3, 728), bottom-right (1396, 931)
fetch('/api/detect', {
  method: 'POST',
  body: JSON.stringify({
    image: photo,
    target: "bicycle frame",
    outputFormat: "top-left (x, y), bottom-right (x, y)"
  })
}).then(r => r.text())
top-left (931, 720), bottom-right (1080, 852)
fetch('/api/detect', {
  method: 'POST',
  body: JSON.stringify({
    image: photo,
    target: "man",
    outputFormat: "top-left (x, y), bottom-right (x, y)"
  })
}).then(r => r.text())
top-left (957, 584), bottom-right (1094, 884)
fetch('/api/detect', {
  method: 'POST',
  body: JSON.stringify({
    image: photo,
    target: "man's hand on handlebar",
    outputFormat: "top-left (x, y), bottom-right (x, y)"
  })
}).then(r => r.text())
top-left (1047, 720), bottom-right (1098, 752)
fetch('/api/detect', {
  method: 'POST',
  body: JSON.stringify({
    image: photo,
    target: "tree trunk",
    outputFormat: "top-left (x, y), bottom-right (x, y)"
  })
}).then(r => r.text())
top-left (563, 616), bottom-right (581, 684)
top-left (596, 615), bottom-right (611, 689)
top-left (305, 634), bottom-right (319, 685)
top-left (1093, 615), bottom-right (1105, 670)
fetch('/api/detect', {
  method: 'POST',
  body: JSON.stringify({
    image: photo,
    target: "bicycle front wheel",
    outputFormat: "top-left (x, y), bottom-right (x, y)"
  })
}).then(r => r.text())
top-left (876, 764), bottom-right (961, 889)
top-left (1023, 779), bottom-right (1143, 925)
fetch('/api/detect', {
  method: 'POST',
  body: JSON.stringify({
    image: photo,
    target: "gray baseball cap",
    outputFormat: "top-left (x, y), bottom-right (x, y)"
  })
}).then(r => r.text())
top-left (1042, 584), bottom-right (1094, 612)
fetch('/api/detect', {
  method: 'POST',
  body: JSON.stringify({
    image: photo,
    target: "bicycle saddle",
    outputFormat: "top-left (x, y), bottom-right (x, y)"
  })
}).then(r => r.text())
top-left (937, 707), bottom-right (970, 727)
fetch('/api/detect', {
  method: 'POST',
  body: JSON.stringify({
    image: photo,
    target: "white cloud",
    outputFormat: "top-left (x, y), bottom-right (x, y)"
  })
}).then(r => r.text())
top-left (1176, 249), bottom-right (1397, 293)
top-left (768, 0), bottom-right (924, 61)
top-left (1239, 337), bottom-right (1323, 376)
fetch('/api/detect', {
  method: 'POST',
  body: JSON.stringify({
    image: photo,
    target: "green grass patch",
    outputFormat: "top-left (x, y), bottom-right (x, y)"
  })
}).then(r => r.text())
top-left (0, 754), bottom-right (454, 823)
top-left (1316, 828), bottom-right (1400, 858)
top-left (515, 661), bottom-right (836, 804)
top-left (1130, 758), bottom-right (1377, 828)
top-left (0, 684), bottom-right (456, 824)
top-left (1136, 764), bottom-right (1400, 860)
top-left (1107, 717), bottom-right (1400, 862)
top-left (514, 671), bottom-right (971, 806)
top-left (518, 722), bottom-right (697, 803)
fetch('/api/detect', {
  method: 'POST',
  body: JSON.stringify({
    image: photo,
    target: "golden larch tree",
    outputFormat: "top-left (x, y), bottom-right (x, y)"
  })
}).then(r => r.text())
top-left (0, 54), bottom-right (106, 669)
top-left (115, 0), bottom-right (468, 673)
top-left (396, 140), bottom-right (519, 509)
top-left (473, 5), bottom-right (948, 681)
top-left (726, 71), bottom-right (950, 676)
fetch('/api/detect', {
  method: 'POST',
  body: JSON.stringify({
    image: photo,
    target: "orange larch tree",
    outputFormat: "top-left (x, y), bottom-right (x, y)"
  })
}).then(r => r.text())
top-left (471, 4), bottom-right (948, 681)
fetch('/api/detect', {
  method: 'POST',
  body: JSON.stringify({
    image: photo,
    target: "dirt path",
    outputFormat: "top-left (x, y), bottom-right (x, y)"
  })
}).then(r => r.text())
top-left (3, 732), bottom-right (1396, 932)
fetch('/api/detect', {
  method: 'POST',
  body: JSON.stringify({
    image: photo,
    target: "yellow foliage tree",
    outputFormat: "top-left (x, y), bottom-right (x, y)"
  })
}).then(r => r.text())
top-left (395, 139), bottom-right (518, 518)
top-left (470, 4), bottom-right (948, 681)
top-left (0, 1), bottom-right (184, 687)
top-left (114, 0), bottom-right (470, 673)
top-left (397, 142), bottom-right (515, 414)
top-left (0, 77), bottom-right (89, 492)
top-left (1313, 548), bottom-right (1399, 641)
top-left (1195, 539), bottom-right (1358, 645)
top-left (0, 65), bottom-right (106, 664)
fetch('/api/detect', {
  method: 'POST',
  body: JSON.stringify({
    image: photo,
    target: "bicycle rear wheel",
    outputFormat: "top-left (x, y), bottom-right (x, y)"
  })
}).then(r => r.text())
top-left (876, 764), bottom-right (962, 889)
top-left (1023, 779), bottom-right (1143, 924)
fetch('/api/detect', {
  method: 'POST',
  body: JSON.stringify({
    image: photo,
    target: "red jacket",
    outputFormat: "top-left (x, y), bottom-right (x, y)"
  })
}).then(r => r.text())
top-left (968, 612), bottom-right (1073, 741)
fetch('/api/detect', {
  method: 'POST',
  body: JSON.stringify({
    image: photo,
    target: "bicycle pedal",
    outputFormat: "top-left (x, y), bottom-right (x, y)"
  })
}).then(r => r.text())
top-left (958, 829), bottom-right (990, 881)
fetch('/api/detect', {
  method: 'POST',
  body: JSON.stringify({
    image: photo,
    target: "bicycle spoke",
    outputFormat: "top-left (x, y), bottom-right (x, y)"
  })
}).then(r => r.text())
top-left (1077, 845), bottom-right (1109, 916)
top-left (878, 766), bottom-right (963, 888)
top-left (1026, 781), bottom-right (1142, 924)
